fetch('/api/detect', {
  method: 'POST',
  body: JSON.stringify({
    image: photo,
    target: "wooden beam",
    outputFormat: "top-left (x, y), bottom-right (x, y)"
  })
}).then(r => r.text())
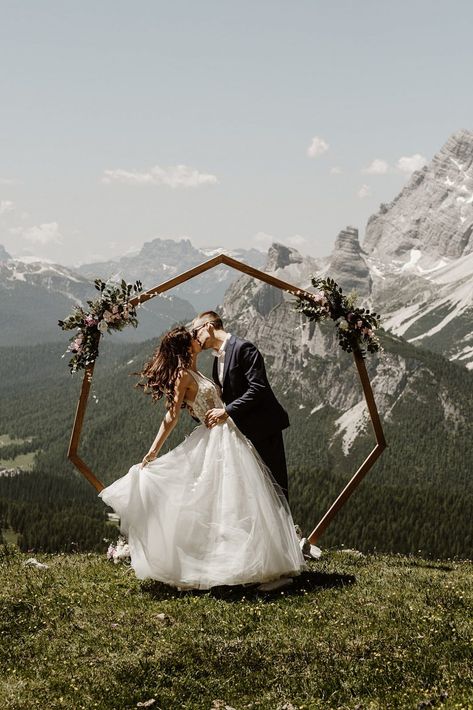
top-left (67, 361), bottom-right (105, 491)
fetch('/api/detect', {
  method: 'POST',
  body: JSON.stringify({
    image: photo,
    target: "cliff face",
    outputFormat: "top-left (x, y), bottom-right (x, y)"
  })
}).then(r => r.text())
top-left (314, 130), bottom-right (473, 370)
top-left (220, 242), bottom-right (472, 463)
top-left (323, 226), bottom-right (371, 296)
top-left (363, 129), bottom-right (473, 265)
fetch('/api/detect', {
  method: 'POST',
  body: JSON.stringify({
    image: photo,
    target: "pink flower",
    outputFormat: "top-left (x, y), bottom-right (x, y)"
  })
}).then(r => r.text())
top-left (313, 292), bottom-right (328, 306)
top-left (356, 320), bottom-right (363, 329)
top-left (69, 335), bottom-right (84, 353)
top-left (84, 315), bottom-right (98, 327)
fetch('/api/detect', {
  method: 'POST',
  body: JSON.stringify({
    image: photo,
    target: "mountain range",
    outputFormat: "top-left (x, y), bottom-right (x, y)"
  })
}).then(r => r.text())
top-left (0, 242), bottom-right (265, 346)
top-left (76, 240), bottom-right (266, 310)
top-left (1, 128), bottom-right (472, 557)
top-left (2, 130), bottom-right (472, 365)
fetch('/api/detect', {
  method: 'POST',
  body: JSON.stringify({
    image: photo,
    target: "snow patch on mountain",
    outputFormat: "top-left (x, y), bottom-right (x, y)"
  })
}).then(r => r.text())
top-left (310, 403), bottom-right (324, 415)
top-left (451, 345), bottom-right (473, 369)
top-left (409, 279), bottom-right (473, 342)
top-left (382, 304), bottom-right (423, 336)
top-left (333, 400), bottom-right (369, 455)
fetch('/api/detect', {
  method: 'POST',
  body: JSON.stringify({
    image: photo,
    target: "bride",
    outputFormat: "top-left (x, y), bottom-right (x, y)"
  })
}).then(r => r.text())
top-left (98, 326), bottom-right (306, 590)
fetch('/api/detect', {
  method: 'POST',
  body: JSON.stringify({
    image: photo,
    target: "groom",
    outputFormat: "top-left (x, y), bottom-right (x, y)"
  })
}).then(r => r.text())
top-left (190, 311), bottom-right (290, 501)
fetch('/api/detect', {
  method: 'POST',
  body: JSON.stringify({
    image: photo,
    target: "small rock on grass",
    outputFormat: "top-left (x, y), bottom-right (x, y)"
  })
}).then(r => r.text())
top-left (154, 612), bottom-right (174, 626)
top-left (340, 549), bottom-right (365, 557)
top-left (23, 557), bottom-right (49, 569)
top-left (211, 700), bottom-right (236, 710)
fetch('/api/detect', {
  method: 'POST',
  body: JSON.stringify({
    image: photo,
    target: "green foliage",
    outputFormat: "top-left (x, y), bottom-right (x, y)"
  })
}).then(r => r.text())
top-left (295, 276), bottom-right (381, 355)
top-left (58, 278), bottom-right (143, 372)
top-left (1, 550), bottom-right (472, 709)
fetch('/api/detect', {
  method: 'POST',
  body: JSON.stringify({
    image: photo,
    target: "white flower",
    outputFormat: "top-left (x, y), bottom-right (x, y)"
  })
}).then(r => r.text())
top-left (338, 319), bottom-right (349, 331)
top-left (107, 535), bottom-right (131, 563)
top-left (98, 320), bottom-right (108, 333)
top-left (115, 541), bottom-right (131, 561)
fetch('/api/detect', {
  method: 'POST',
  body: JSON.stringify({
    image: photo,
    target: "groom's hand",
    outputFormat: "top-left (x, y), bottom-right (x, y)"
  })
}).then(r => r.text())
top-left (204, 408), bottom-right (229, 428)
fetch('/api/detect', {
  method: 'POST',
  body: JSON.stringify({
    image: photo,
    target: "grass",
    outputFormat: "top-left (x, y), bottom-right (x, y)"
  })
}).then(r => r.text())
top-left (0, 434), bottom-right (37, 471)
top-left (1, 527), bottom-right (19, 546)
top-left (0, 435), bottom-right (33, 447)
top-left (0, 451), bottom-right (37, 471)
top-left (1, 546), bottom-right (472, 710)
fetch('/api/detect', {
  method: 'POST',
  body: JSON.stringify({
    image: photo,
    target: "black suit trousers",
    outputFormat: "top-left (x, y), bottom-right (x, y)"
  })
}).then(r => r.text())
top-left (249, 432), bottom-right (289, 502)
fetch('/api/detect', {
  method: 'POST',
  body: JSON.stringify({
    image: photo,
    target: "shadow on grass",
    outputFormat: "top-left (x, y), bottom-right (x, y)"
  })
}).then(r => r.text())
top-left (140, 569), bottom-right (356, 602)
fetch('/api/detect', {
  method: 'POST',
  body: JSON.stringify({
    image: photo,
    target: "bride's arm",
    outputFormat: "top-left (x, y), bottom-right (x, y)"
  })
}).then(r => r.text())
top-left (140, 371), bottom-right (192, 468)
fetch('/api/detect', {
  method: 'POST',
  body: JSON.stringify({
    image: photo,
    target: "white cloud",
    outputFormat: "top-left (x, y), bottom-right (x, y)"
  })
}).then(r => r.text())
top-left (396, 153), bottom-right (427, 175)
top-left (101, 164), bottom-right (219, 188)
top-left (357, 184), bottom-right (371, 199)
top-left (18, 222), bottom-right (63, 245)
top-left (0, 177), bottom-right (20, 186)
top-left (330, 166), bottom-right (343, 175)
top-left (0, 200), bottom-right (15, 215)
top-left (307, 136), bottom-right (329, 158)
top-left (362, 159), bottom-right (389, 175)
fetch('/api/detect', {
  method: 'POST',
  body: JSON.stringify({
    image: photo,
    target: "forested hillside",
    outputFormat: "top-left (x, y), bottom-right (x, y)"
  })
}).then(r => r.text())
top-left (0, 329), bottom-right (472, 558)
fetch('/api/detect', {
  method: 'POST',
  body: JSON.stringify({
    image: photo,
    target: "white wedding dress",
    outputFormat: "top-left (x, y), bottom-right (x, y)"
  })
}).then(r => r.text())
top-left (98, 369), bottom-right (306, 589)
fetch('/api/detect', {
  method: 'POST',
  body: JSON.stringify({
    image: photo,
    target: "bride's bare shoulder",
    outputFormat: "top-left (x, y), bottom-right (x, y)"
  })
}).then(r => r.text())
top-left (177, 369), bottom-right (193, 383)
top-left (177, 369), bottom-right (198, 391)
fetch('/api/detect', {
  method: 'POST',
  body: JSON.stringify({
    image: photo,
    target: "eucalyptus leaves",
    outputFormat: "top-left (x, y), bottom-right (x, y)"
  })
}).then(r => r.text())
top-left (58, 278), bottom-right (143, 373)
top-left (295, 277), bottom-right (382, 356)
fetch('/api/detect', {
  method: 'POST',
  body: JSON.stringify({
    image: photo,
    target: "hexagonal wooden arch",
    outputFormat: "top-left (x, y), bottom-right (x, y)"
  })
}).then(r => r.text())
top-left (68, 253), bottom-right (386, 544)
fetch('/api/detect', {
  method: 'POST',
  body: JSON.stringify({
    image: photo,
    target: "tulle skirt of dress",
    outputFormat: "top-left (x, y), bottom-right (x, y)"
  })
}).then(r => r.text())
top-left (98, 420), bottom-right (306, 589)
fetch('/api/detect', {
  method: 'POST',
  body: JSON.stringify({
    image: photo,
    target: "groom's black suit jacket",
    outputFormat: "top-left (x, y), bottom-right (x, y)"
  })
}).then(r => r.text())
top-left (212, 335), bottom-right (289, 443)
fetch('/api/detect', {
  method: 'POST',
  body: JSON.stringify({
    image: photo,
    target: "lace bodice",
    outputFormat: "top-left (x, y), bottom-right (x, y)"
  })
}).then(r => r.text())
top-left (185, 370), bottom-right (224, 422)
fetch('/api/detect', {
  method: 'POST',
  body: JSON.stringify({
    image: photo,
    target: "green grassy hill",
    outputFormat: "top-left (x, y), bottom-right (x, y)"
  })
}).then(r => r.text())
top-left (1, 546), bottom-right (472, 709)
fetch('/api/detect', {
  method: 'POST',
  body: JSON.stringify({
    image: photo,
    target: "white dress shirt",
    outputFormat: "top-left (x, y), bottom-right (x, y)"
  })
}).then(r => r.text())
top-left (213, 332), bottom-right (232, 385)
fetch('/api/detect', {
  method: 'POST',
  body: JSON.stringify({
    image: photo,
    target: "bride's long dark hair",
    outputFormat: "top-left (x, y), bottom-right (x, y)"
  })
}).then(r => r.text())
top-left (135, 326), bottom-right (193, 411)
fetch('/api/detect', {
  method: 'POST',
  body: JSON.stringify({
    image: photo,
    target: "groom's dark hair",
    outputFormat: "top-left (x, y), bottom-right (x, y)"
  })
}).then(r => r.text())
top-left (196, 311), bottom-right (224, 330)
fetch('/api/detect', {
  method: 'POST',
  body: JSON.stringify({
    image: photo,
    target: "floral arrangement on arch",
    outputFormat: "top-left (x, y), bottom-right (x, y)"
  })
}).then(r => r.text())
top-left (295, 276), bottom-right (382, 356)
top-left (58, 278), bottom-right (143, 373)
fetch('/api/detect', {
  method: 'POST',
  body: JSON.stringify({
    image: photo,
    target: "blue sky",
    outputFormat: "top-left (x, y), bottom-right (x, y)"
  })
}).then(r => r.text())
top-left (0, 0), bottom-right (472, 265)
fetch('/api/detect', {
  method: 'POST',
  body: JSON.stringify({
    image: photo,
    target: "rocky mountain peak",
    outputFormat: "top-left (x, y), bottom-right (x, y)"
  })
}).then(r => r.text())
top-left (0, 244), bottom-right (11, 261)
top-left (326, 227), bottom-right (371, 295)
top-left (333, 226), bottom-right (361, 254)
top-left (433, 128), bottom-right (473, 170)
top-left (265, 243), bottom-right (304, 271)
top-left (363, 129), bottom-right (473, 266)
top-left (140, 237), bottom-right (198, 262)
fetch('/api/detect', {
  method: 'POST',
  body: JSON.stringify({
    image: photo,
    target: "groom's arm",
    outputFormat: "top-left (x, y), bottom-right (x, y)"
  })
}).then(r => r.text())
top-left (224, 342), bottom-right (267, 418)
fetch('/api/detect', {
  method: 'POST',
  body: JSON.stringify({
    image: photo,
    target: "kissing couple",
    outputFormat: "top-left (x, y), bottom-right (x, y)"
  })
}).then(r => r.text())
top-left (99, 311), bottom-right (307, 591)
